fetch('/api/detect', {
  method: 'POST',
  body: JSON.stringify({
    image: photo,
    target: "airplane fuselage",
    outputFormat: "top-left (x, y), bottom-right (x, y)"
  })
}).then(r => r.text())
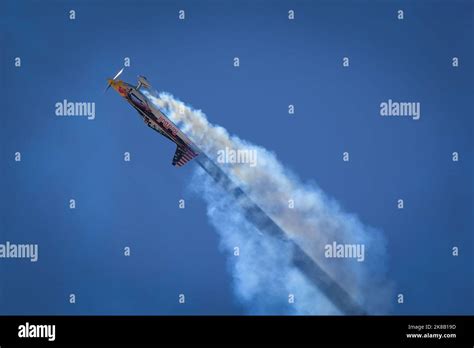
top-left (108, 76), bottom-right (199, 167)
top-left (120, 83), bottom-right (192, 150)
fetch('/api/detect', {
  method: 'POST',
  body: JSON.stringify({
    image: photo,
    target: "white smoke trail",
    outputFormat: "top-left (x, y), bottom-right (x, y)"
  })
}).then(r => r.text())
top-left (144, 90), bottom-right (392, 314)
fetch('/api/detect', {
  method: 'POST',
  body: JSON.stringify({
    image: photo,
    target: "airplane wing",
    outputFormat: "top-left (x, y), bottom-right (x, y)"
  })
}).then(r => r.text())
top-left (172, 145), bottom-right (199, 167)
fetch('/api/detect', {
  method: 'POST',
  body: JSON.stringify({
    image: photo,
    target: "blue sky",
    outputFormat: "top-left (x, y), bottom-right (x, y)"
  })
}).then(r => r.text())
top-left (0, 0), bottom-right (472, 314)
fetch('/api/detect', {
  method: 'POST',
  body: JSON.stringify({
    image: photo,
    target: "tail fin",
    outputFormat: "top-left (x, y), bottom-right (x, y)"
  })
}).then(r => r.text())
top-left (172, 145), bottom-right (199, 167)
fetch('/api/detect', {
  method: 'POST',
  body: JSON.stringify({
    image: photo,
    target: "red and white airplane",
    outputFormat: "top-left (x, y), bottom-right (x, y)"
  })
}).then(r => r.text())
top-left (106, 68), bottom-right (199, 167)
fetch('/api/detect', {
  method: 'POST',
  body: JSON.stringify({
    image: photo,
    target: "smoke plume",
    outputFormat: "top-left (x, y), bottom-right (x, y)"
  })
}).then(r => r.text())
top-left (143, 90), bottom-right (392, 314)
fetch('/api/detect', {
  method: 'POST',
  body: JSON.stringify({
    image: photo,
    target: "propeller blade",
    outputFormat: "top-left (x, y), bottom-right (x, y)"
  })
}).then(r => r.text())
top-left (112, 67), bottom-right (124, 81)
top-left (105, 67), bottom-right (124, 93)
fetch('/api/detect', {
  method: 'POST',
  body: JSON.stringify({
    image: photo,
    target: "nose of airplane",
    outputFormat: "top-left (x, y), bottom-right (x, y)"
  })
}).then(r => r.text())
top-left (105, 79), bottom-right (122, 94)
top-left (106, 79), bottom-right (129, 97)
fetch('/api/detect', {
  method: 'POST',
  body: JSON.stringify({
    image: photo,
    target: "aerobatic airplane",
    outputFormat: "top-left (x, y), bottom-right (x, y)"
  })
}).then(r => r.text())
top-left (106, 68), bottom-right (199, 167)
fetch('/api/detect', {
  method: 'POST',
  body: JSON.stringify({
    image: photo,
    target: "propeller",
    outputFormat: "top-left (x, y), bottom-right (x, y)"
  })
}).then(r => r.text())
top-left (105, 67), bottom-right (124, 92)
